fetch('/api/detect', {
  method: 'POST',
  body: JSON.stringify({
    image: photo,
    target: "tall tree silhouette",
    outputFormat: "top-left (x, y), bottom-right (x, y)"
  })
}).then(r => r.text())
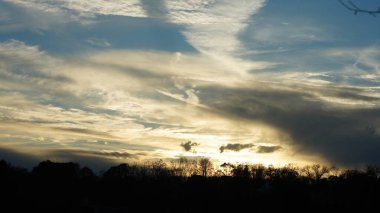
top-left (199, 158), bottom-right (213, 177)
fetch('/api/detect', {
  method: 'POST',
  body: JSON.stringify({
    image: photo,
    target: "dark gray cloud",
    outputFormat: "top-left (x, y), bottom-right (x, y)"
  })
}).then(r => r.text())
top-left (256, 145), bottom-right (283, 153)
top-left (0, 147), bottom-right (118, 171)
top-left (219, 143), bottom-right (255, 153)
top-left (200, 84), bottom-right (380, 166)
top-left (181, 141), bottom-right (199, 152)
top-left (41, 149), bottom-right (135, 171)
top-left (0, 147), bottom-right (40, 170)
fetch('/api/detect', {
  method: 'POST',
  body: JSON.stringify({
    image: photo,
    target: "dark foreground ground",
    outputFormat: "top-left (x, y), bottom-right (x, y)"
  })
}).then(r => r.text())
top-left (1, 159), bottom-right (380, 212)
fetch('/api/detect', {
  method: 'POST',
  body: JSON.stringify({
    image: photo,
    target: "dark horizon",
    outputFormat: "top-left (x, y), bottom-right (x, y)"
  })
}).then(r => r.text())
top-left (2, 158), bottom-right (380, 212)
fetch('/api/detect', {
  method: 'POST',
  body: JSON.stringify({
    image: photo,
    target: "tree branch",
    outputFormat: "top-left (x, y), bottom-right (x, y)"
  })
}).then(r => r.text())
top-left (338, 0), bottom-right (380, 16)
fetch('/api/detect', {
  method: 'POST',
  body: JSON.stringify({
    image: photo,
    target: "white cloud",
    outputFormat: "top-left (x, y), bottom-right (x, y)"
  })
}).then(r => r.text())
top-left (344, 47), bottom-right (379, 74)
top-left (0, 40), bottom-right (295, 165)
top-left (0, 39), bottom-right (50, 65)
top-left (250, 21), bottom-right (329, 45)
top-left (65, 0), bottom-right (147, 17)
top-left (166, 0), bottom-right (265, 50)
top-left (166, 0), bottom-right (266, 72)
top-left (4, 0), bottom-right (147, 18)
top-left (4, 0), bottom-right (268, 73)
top-left (156, 89), bottom-right (202, 106)
top-left (247, 16), bottom-right (334, 47)
top-left (3, 40), bottom-right (380, 165)
top-left (86, 38), bottom-right (111, 47)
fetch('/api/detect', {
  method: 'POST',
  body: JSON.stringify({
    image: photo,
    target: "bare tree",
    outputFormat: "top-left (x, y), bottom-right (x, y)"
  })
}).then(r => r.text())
top-left (312, 164), bottom-right (330, 181)
top-left (251, 164), bottom-right (266, 180)
top-left (339, 0), bottom-right (380, 16)
top-left (329, 166), bottom-right (342, 178)
top-left (365, 166), bottom-right (380, 179)
top-left (220, 162), bottom-right (235, 176)
top-left (302, 164), bottom-right (330, 181)
top-left (170, 159), bottom-right (185, 177)
top-left (232, 164), bottom-right (251, 178)
top-left (170, 157), bottom-right (201, 177)
top-left (213, 169), bottom-right (225, 177)
top-left (150, 159), bottom-right (168, 177)
top-left (199, 158), bottom-right (213, 177)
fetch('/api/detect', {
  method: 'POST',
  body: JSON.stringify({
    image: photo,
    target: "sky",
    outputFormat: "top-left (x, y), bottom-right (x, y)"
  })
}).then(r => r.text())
top-left (1, 0), bottom-right (380, 170)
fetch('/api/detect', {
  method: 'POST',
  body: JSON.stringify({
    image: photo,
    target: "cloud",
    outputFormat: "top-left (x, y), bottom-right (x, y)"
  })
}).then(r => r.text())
top-left (248, 18), bottom-right (330, 46)
top-left (4, 0), bottom-right (268, 72)
top-left (86, 38), bottom-right (111, 48)
top-left (156, 89), bottom-right (201, 106)
top-left (0, 1), bottom-right (88, 33)
top-left (0, 39), bottom-right (72, 93)
top-left (200, 82), bottom-right (380, 166)
top-left (0, 40), bottom-right (257, 165)
top-left (219, 143), bottom-right (255, 153)
top-left (180, 141), bottom-right (199, 152)
top-left (51, 127), bottom-right (117, 139)
top-left (166, 0), bottom-right (266, 71)
top-left (0, 147), bottom-right (118, 171)
top-left (325, 46), bottom-right (380, 75)
top-left (140, 0), bottom-right (167, 18)
top-left (4, 0), bottom-right (147, 18)
top-left (73, 150), bottom-right (144, 160)
top-left (0, 147), bottom-right (40, 169)
top-left (256, 145), bottom-right (283, 153)
top-left (0, 39), bottom-right (54, 66)
top-left (2, 38), bottom-right (380, 167)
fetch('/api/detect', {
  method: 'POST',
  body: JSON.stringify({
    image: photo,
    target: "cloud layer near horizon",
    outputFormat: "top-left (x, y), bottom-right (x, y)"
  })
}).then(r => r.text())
top-left (1, 38), bottom-right (380, 167)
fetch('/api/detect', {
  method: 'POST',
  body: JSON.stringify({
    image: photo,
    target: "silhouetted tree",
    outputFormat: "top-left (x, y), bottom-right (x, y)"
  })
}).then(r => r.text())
top-left (103, 163), bottom-right (132, 180)
top-left (32, 160), bottom-right (81, 180)
top-left (199, 158), bottom-right (213, 177)
top-left (301, 164), bottom-right (330, 181)
top-left (220, 162), bottom-right (235, 176)
top-left (80, 166), bottom-right (96, 179)
top-left (150, 159), bottom-right (170, 178)
top-left (232, 164), bottom-right (251, 178)
top-left (2, 158), bottom-right (380, 212)
top-left (365, 166), bottom-right (380, 179)
top-left (251, 164), bottom-right (266, 180)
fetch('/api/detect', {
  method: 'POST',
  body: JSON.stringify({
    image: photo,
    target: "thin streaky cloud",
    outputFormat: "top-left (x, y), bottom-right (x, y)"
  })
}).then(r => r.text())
top-left (4, 0), bottom-right (267, 72)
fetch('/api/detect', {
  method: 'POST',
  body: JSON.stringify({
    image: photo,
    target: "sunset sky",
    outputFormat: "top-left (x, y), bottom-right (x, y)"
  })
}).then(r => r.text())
top-left (1, 0), bottom-right (380, 170)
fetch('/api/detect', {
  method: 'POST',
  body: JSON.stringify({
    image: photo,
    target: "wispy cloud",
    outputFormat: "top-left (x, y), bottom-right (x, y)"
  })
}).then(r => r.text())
top-left (166, 0), bottom-right (266, 72)
top-left (249, 19), bottom-right (330, 46)
top-left (4, 0), bottom-right (268, 73)
top-left (0, 39), bottom-right (293, 166)
top-left (86, 38), bottom-right (111, 48)
top-left (326, 46), bottom-right (380, 75)
top-left (4, 0), bottom-right (147, 18)
top-left (156, 89), bottom-right (201, 106)
top-left (2, 38), bottom-right (380, 167)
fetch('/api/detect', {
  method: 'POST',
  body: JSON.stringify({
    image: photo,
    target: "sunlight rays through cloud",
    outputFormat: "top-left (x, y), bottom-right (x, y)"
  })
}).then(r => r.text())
top-left (1, 0), bottom-right (380, 168)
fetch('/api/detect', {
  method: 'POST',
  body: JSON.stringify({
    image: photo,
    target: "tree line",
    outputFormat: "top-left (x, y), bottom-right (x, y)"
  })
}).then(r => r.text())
top-left (1, 158), bottom-right (380, 212)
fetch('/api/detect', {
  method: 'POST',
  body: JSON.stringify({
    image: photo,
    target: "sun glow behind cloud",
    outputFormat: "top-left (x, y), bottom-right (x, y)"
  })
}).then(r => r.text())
top-left (1, 0), bottom-right (380, 169)
top-left (0, 38), bottom-right (314, 166)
